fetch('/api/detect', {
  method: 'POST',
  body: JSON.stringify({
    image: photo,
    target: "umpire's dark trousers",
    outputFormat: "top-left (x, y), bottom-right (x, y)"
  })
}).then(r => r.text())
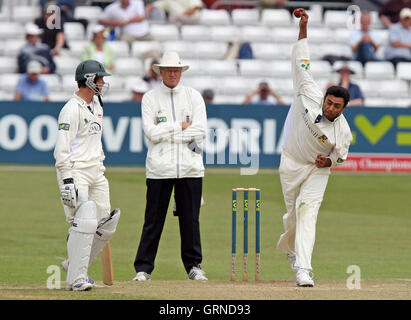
top-left (134, 177), bottom-right (203, 274)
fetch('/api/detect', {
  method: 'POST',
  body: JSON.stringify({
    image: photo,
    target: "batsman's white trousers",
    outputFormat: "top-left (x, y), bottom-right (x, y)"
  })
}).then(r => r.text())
top-left (57, 163), bottom-right (111, 224)
top-left (276, 152), bottom-right (330, 270)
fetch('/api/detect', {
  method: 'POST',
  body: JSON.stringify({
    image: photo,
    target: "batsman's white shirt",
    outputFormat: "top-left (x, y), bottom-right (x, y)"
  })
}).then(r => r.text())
top-left (277, 38), bottom-right (352, 270)
top-left (54, 94), bottom-right (110, 223)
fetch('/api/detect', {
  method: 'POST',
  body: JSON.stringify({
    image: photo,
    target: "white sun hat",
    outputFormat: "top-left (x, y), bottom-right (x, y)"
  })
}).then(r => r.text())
top-left (25, 23), bottom-right (43, 35)
top-left (152, 51), bottom-right (189, 75)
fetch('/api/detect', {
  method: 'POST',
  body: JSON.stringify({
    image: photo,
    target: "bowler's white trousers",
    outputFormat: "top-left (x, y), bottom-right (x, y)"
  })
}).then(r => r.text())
top-left (276, 152), bottom-right (330, 270)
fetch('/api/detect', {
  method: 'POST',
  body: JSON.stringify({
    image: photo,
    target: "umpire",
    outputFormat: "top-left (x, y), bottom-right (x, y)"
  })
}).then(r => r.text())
top-left (133, 51), bottom-right (208, 281)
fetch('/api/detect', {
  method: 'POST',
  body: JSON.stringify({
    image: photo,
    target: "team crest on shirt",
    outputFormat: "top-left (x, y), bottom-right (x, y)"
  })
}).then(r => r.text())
top-left (58, 123), bottom-right (70, 131)
top-left (318, 134), bottom-right (328, 143)
top-left (337, 158), bottom-right (345, 163)
top-left (301, 60), bottom-right (310, 70)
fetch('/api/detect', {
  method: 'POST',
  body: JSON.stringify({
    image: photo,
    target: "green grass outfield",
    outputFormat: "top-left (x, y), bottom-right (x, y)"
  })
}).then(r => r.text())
top-left (1, 165), bottom-right (411, 300)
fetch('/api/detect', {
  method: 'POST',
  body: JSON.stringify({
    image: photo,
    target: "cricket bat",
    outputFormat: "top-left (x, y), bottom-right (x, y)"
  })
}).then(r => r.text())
top-left (101, 241), bottom-right (114, 285)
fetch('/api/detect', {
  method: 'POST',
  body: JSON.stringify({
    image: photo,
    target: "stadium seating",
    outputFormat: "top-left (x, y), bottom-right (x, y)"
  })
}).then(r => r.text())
top-left (0, 2), bottom-right (408, 105)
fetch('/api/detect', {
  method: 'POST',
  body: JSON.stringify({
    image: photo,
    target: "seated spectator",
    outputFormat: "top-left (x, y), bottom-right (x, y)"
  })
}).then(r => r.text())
top-left (82, 25), bottom-right (115, 73)
top-left (143, 59), bottom-right (162, 89)
top-left (350, 11), bottom-right (382, 66)
top-left (131, 78), bottom-right (149, 102)
top-left (146, 0), bottom-right (203, 29)
top-left (243, 81), bottom-right (284, 105)
top-left (379, 0), bottom-right (411, 28)
top-left (99, 0), bottom-right (152, 44)
top-left (14, 60), bottom-right (49, 101)
top-left (386, 8), bottom-right (411, 67)
top-left (202, 89), bottom-right (214, 104)
top-left (35, 1), bottom-right (69, 56)
top-left (335, 64), bottom-right (364, 106)
top-left (18, 23), bottom-right (56, 74)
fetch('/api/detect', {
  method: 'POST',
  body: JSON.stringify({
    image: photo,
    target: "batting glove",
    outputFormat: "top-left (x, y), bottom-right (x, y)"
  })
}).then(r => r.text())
top-left (60, 178), bottom-right (78, 208)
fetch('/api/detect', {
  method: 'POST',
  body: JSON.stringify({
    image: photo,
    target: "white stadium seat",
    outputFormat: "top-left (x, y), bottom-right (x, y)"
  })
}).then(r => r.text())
top-left (232, 9), bottom-right (260, 25)
top-left (364, 61), bottom-right (395, 79)
top-left (181, 76), bottom-right (215, 92)
top-left (162, 41), bottom-right (193, 58)
top-left (220, 76), bottom-right (259, 95)
top-left (271, 27), bottom-right (298, 43)
top-left (238, 59), bottom-right (268, 77)
top-left (200, 9), bottom-right (231, 25)
top-left (202, 60), bottom-right (238, 77)
top-left (378, 80), bottom-right (410, 98)
top-left (104, 75), bottom-right (126, 92)
top-left (213, 94), bottom-right (245, 104)
top-left (68, 40), bottom-right (88, 57)
top-left (397, 62), bottom-right (411, 81)
top-left (324, 10), bottom-right (349, 29)
top-left (150, 24), bottom-right (179, 41)
top-left (181, 25), bottom-right (211, 41)
top-left (182, 59), bottom-right (205, 76)
top-left (320, 43), bottom-right (352, 58)
top-left (210, 25), bottom-right (240, 42)
top-left (104, 92), bottom-right (132, 102)
top-left (0, 73), bottom-right (20, 91)
top-left (0, 57), bottom-right (18, 73)
top-left (131, 40), bottom-right (162, 58)
top-left (107, 41), bottom-right (130, 57)
top-left (74, 6), bottom-right (103, 23)
top-left (49, 92), bottom-right (73, 102)
top-left (251, 43), bottom-right (282, 60)
top-left (41, 74), bottom-right (61, 92)
top-left (3, 39), bottom-right (25, 56)
top-left (261, 9), bottom-right (291, 27)
top-left (62, 74), bottom-right (77, 93)
top-left (64, 22), bottom-right (85, 41)
top-left (309, 60), bottom-right (332, 79)
top-left (54, 56), bottom-right (81, 75)
top-left (240, 25), bottom-right (271, 42)
top-left (0, 22), bottom-right (25, 39)
top-left (193, 41), bottom-right (228, 60)
top-left (370, 10), bottom-right (385, 30)
top-left (12, 6), bottom-right (41, 23)
top-left (334, 28), bottom-right (352, 44)
top-left (114, 57), bottom-right (144, 76)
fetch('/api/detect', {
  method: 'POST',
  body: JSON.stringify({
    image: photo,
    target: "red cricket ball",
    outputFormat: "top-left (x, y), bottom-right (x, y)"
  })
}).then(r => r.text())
top-left (294, 9), bottom-right (303, 18)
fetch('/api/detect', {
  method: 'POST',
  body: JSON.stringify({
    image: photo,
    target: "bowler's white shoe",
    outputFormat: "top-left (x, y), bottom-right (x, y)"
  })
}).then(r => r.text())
top-left (188, 266), bottom-right (208, 280)
top-left (133, 271), bottom-right (151, 281)
top-left (62, 259), bottom-right (95, 290)
top-left (295, 268), bottom-right (314, 287)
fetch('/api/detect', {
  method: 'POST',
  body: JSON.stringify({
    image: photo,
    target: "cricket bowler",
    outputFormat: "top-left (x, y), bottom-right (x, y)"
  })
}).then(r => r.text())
top-left (276, 9), bottom-right (353, 287)
top-left (54, 60), bottom-right (120, 291)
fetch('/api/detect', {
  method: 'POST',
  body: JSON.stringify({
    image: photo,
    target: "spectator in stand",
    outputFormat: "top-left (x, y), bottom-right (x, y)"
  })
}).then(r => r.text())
top-left (98, 0), bottom-right (152, 44)
top-left (131, 78), bottom-right (149, 102)
top-left (334, 64), bottom-right (364, 106)
top-left (243, 81), bottom-right (284, 105)
top-left (82, 25), bottom-right (115, 73)
top-left (35, 1), bottom-right (69, 56)
top-left (14, 60), bottom-right (49, 101)
top-left (379, 0), bottom-right (411, 28)
top-left (18, 23), bottom-right (56, 74)
top-left (146, 0), bottom-right (203, 29)
top-left (386, 8), bottom-right (411, 67)
top-left (350, 11), bottom-right (382, 66)
top-left (143, 59), bottom-right (162, 89)
top-left (202, 89), bottom-right (214, 104)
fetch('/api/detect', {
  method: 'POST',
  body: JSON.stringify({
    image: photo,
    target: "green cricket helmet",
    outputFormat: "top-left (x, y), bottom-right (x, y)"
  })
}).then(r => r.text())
top-left (75, 60), bottom-right (111, 96)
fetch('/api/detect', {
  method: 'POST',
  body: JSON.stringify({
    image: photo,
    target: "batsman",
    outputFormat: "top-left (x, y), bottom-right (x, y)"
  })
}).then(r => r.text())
top-left (276, 9), bottom-right (352, 287)
top-left (54, 60), bottom-right (120, 291)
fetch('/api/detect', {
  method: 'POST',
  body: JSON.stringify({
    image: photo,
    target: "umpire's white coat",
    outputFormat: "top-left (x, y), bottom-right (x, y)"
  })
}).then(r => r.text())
top-left (142, 81), bottom-right (207, 179)
top-left (54, 94), bottom-right (110, 223)
top-left (276, 38), bottom-right (352, 270)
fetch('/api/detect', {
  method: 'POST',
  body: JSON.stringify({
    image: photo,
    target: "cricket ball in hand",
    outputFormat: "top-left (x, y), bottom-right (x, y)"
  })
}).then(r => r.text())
top-left (294, 9), bottom-right (303, 18)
